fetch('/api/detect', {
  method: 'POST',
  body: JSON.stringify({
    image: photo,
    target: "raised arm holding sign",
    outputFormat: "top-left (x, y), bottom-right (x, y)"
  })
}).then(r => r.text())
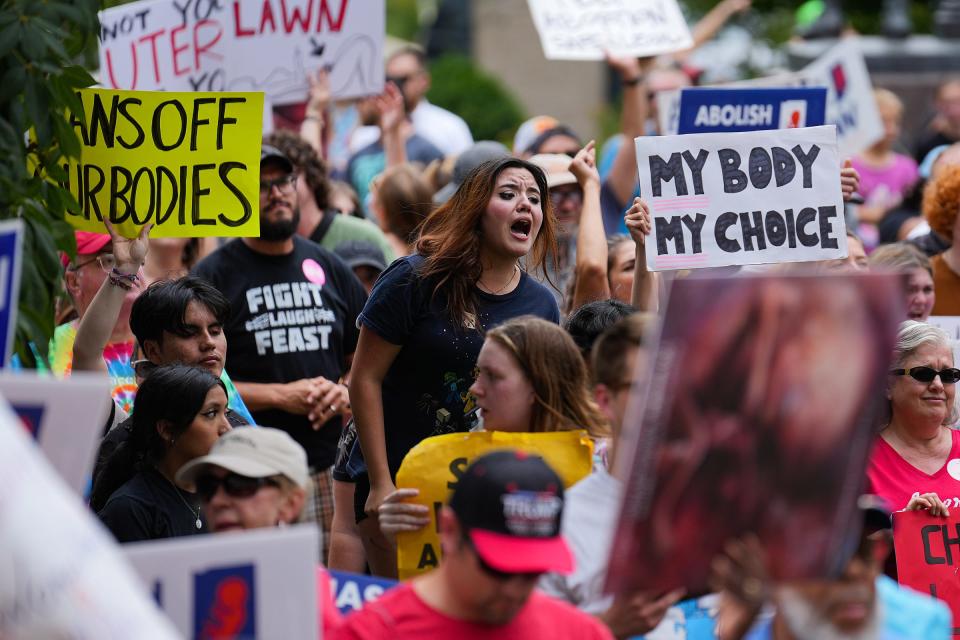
top-left (636, 125), bottom-right (847, 272)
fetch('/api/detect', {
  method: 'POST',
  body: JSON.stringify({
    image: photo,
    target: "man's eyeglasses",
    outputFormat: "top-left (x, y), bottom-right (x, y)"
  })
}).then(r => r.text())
top-left (195, 472), bottom-right (280, 502)
top-left (549, 188), bottom-right (583, 207)
top-left (71, 253), bottom-right (116, 273)
top-left (260, 174), bottom-right (297, 195)
top-left (890, 366), bottom-right (960, 385)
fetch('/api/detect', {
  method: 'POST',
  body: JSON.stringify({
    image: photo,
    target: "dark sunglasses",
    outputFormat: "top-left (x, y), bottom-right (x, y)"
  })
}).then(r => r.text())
top-left (195, 472), bottom-right (280, 502)
top-left (890, 366), bottom-right (960, 384)
top-left (462, 533), bottom-right (540, 581)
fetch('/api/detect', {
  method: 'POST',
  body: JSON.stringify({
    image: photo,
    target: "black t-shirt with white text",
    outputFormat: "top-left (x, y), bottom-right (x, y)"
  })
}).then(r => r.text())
top-left (359, 254), bottom-right (560, 475)
top-left (193, 237), bottom-right (367, 468)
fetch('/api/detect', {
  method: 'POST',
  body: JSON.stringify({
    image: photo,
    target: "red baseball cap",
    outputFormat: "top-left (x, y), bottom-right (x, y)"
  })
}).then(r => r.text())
top-left (449, 450), bottom-right (574, 575)
top-left (61, 231), bottom-right (111, 267)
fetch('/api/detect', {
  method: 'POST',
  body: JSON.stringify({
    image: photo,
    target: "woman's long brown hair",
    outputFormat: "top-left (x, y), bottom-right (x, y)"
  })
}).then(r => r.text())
top-left (415, 158), bottom-right (557, 329)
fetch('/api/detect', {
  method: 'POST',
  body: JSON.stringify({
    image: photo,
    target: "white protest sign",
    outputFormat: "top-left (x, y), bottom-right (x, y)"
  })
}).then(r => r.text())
top-left (799, 39), bottom-right (884, 156)
top-left (124, 524), bottom-right (319, 639)
top-left (0, 398), bottom-right (179, 639)
top-left (527, 0), bottom-right (693, 61)
top-left (98, 0), bottom-right (384, 104)
top-left (0, 371), bottom-right (112, 496)
top-left (637, 125), bottom-right (847, 271)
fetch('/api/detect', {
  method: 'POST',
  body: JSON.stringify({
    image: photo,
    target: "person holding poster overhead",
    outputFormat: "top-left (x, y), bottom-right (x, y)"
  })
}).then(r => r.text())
top-left (348, 157), bottom-right (560, 576)
top-left (92, 365), bottom-right (232, 542)
top-left (867, 321), bottom-right (960, 513)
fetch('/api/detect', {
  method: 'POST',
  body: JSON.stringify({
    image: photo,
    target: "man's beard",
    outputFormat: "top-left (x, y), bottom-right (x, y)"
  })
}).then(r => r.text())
top-left (260, 207), bottom-right (300, 241)
top-left (778, 585), bottom-right (880, 640)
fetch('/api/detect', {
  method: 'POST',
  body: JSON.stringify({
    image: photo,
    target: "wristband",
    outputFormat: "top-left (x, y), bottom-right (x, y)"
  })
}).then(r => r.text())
top-left (108, 274), bottom-right (133, 290)
top-left (110, 268), bottom-right (140, 283)
top-left (622, 75), bottom-right (644, 87)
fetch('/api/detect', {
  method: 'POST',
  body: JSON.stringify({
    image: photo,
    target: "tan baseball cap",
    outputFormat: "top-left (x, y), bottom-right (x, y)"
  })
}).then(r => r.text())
top-left (529, 153), bottom-right (578, 188)
top-left (176, 427), bottom-right (309, 488)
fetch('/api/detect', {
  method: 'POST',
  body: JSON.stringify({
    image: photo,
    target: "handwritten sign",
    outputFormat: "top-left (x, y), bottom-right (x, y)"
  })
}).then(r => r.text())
top-left (60, 88), bottom-right (262, 238)
top-left (329, 570), bottom-right (396, 615)
top-left (636, 125), bottom-right (847, 271)
top-left (0, 371), bottom-right (112, 496)
top-left (0, 398), bottom-right (180, 639)
top-left (0, 221), bottom-right (23, 368)
top-left (893, 510), bottom-right (960, 634)
top-left (98, 0), bottom-right (385, 104)
top-left (124, 524), bottom-right (319, 639)
top-left (394, 430), bottom-right (593, 580)
top-left (677, 87), bottom-right (828, 134)
top-left (526, 0), bottom-right (692, 61)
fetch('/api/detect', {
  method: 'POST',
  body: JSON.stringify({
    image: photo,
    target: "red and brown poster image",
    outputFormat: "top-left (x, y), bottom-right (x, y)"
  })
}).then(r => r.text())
top-left (606, 273), bottom-right (903, 596)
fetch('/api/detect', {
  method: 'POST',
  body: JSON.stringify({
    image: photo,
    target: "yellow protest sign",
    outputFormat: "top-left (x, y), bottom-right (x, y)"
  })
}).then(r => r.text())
top-left (60, 88), bottom-right (263, 238)
top-left (394, 430), bottom-right (594, 580)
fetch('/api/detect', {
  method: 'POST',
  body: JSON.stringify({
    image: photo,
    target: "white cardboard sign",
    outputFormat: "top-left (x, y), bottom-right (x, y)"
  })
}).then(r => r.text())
top-left (655, 40), bottom-right (883, 157)
top-left (637, 125), bottom-right (847, 271)
top-left (527, 0), bottom-right (693, 61)
top-left (0, 398), bottom-right (179, 639)
top-left (98, 0), bottom-right (385, 104)
top-left (0, 371), bottom-right (112, 496)
top-left (124, 525), bottom-right (319, 639)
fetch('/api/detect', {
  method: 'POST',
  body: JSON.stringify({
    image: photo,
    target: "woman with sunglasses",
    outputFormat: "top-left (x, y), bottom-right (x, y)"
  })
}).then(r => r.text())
top-left (91, 364), bottom-right (231, 542)
top-left (175, 427), bottom-right (342, 635)
top-left (346, 157), bottom-right (560, 577)
top-left (867, 321), bottom-right (960, 516)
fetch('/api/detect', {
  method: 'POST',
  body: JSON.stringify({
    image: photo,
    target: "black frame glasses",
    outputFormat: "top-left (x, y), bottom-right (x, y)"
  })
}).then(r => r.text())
top-left (195, 472), bottom-right (280, 502)
top-left (890, 366), bottom-right (960, 384)
top-left (259, 174), bottom-right (297, 195)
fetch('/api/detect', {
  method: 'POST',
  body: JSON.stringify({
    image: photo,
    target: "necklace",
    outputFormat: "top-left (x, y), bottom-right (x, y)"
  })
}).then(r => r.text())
top-left (479, 264), bottom-right (519, 295)
top-left (160, 470), bottom-right (202, 530)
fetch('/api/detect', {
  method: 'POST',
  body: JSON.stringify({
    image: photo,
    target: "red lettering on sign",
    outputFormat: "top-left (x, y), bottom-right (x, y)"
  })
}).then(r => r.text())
top-left (259, 0), bottom-right (277, 34)
top-left (233, 1), bottom-right (256, 37)
top-left (280, 0), bottom-right (313, 33)
top-left (318, 0), bottom-right (348, 32)
top-left (170, 25), bottom-right (191, 76)
top-left (194, 19), bottom-right (224, 69)
top-left (103, 45), bottom-right (138, 90)
top-left (138, 29), bottom-right (165, 85)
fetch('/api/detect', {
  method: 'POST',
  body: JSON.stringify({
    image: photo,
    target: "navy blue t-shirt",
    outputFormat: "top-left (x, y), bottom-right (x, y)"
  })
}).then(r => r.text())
top-left (359, 254), bottom-right (560, 474)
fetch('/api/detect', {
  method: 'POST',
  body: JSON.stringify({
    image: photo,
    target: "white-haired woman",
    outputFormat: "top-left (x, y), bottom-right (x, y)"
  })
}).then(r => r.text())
top-left (867, 321), bottom-right (960, 516)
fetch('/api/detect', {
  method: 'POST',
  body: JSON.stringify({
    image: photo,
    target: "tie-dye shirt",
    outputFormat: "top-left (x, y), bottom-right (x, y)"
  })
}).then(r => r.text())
top-left (43, 322), bottom-right (254, 423)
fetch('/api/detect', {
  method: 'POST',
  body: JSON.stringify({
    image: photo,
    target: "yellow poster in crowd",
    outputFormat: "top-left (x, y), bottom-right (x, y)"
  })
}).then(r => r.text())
top-left (58, 88), bottom-right (263, 238)
top-left (394, 430), bottom-right (594, 580)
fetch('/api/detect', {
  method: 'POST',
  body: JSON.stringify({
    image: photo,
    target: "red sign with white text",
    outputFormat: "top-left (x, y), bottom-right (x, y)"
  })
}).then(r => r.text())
top-left (893, 509), bottom-right (960, 634)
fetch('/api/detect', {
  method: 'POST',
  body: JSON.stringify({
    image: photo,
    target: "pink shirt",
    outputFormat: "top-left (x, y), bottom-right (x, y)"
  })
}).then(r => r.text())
top-left (866, 429), bottom-right (960, 511)
top-left (850, 154), bottom-right (919, 204)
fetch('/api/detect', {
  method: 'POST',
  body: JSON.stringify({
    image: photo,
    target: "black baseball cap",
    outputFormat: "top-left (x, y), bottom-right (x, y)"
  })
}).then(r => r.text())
top-left (261, 144), bottom-right (294, 173)
top-left (333, 240), bottom-right (387, 272)
top-left (449, 449), bottom-right (574, 575)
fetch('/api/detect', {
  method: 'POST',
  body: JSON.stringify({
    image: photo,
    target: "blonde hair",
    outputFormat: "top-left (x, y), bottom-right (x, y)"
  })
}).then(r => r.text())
top-left (486, 316), bottom-right (610, 437)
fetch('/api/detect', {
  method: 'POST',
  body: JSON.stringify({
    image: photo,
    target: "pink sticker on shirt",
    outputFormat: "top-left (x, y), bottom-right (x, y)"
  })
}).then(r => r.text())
top-left (303, 259), bottom-right (326, 286)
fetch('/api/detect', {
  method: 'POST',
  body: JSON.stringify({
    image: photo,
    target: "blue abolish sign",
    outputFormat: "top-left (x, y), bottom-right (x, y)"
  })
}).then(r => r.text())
top-left (677, 87), bottom-right (827, 135)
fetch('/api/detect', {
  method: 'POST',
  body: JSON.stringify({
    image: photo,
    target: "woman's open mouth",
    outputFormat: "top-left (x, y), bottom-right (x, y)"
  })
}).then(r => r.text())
top-left (510, 218), bottom-right (532, 240)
